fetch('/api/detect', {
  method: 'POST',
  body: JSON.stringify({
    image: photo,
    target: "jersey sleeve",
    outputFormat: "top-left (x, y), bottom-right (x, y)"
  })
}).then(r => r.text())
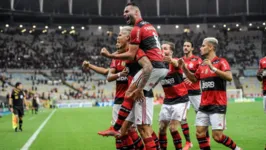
top-left (194, 67), bottom-right (201, 80)
top-left (130, 26), bottom-right (141, 45)
top-left (219, 58), bottom-right (231, 71)
top-left (110, 59), bottom-right (116, 68)
top-left (135, 49), bottom-right (146, 61)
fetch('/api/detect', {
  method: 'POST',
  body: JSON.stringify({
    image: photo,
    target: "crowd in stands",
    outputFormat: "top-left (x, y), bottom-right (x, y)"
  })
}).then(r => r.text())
top-left (0, 29), bottom-right (264, 70)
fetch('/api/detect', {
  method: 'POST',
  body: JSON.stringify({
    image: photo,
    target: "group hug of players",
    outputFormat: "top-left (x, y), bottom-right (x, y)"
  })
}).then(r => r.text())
top-left (81, 2), bottom-right (249, 150)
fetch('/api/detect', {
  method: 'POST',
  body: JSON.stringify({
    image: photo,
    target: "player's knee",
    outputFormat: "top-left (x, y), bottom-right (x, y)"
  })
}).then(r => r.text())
top-left (169, 122), bottom-right (179, 132)
top-left (196, 128), bottom-right (206, 137)
top-left (212, 131), bottom-right (223, 142)
top-left (159, 122), bottom-right (167, 134)
top-left (137, 125), bottom-right (151, 138)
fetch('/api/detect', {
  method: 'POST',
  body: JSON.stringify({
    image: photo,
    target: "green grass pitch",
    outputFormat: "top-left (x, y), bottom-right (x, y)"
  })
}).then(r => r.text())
top-left (0, 102), bottom-right (265, 150)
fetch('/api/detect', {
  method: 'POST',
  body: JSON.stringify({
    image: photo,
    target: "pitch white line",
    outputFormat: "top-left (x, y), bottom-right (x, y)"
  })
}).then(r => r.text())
top-left (21, 109), bottom-right (56, 150)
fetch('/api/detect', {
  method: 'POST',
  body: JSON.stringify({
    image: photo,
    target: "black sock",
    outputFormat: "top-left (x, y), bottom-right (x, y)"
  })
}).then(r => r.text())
top-left (19, 120), bottom-right (23, 129)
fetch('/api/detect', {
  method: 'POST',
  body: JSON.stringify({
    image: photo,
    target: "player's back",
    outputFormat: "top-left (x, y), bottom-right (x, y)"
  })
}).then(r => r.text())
top-left (131, 19), bottom-right (164, 68)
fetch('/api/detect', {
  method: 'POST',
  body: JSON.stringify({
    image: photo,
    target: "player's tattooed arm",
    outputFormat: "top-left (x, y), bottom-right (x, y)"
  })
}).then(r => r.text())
top-left (107, 68), bottom-right (128, 82)
top-left (137, 56), bottom-right (153, 89)
top-left (179, 59), bottom-right (198, 83)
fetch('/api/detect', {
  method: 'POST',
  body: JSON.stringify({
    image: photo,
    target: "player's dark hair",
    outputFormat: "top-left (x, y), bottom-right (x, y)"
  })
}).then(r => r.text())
top-left (162, 41), bottom-right (175, 51)
top-left (184, 40), bottom-right (194, 48)
top-left (15, 82), bottom-right (22, 88)
top-left (126, 2), bottom-right (138, 7)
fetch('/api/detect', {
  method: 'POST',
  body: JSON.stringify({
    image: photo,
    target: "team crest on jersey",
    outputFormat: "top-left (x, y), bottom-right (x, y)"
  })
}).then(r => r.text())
top-left (188, 63), bottom-right (194, 69)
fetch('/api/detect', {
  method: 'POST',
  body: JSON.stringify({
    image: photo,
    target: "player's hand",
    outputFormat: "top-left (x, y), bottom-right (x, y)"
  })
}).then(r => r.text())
top-left (82, 61), bottom-right (90, 70)
top-left (100, 47), bottom-right (112, 58)
top-left (184, 78), bottom-right (192, 85)
top-left (203, 59), bottom-right (212, 68)
top-left (163, 56), bottom-right (172, 63)
top-left (131, 88), bottom-right (145, 102)
top-left (120, 68), bottom-right (129, 77)
top-left (10, 108), bottom-right (13, 113)
top-left (177, 58), bottom-right (185, 68)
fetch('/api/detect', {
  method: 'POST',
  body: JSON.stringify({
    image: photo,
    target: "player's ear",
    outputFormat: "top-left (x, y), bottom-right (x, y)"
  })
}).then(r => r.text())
top-left (126, 35), bottom-right (130, 41)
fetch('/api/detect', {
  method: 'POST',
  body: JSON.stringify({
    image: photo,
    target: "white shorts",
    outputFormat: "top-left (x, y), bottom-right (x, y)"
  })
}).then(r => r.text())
top-left (127, 97), bottom-right (154, 125)
top-left (159, 102), bottom-right (188, 122)
top-left (132, 68), bottom-right (168, 91)
top-left (112, 104), bottom-right (133, 125)
top-left (187, 95), bottom-right (201, 111)
top-left (263, 96), bottom-right (266, 112)
top-left (195, 111), bottom-right (226, 130)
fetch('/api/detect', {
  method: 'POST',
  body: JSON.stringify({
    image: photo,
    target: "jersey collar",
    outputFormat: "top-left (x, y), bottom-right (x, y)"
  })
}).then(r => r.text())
top-left (134, 18), bottom-right (143, 26)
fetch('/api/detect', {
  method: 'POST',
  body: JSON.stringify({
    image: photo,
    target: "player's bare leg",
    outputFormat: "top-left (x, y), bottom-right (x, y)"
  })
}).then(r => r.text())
top-left (196, 126), bottom-right (210, 150)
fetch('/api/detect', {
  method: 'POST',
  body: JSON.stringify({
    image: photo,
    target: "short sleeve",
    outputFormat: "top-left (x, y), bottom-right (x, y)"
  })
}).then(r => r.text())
top-left (194, 67), bottom-right (201, 80)
top-left (130, 27), bottom-right (141, 45)
top-left (219, 58), bottom-right (231, 71)
top-left (110, 59), bottom-right (116, 68)
top-left (135, 49), bottom-right (146, 61)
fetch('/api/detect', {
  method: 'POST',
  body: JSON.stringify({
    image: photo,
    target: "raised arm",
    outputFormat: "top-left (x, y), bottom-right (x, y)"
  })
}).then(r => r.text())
top-left (82, 61), bottom-right (109, 75)
top-left (107, 68), bottom-right (128, 82)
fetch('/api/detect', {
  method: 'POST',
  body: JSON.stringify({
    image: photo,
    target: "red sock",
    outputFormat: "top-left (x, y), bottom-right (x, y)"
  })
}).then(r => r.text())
top-left (143, 137), bottom-right (157, 150)
top-left (120, 135), bottom-right (135, 150)
top-left (170, 131), bottom-right (182, 150)
top-left (159, 133), bottom-right (167, 150)
top-left (197, 135), bottom-right (210, 150)
top-left (181, 122), bottom-right (191, 142)
top-left (114, 96), bottom-right (134, 131)
top-left (151, 131), bottom-right (160, 150)
top-left (215, 134), bottom-right (237, 149)
top-left (128, 129), bottom-right (144, 150)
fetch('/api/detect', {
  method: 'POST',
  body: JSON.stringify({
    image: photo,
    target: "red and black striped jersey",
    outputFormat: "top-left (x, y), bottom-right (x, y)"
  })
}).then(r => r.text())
top-left (130, 19), bottom-right (165, 69)
top-left (110, 59), bottom-right (128, 104)
top-left (195, 57), bottom-right (230, 114)
top-left (183, 55), bottom-right (202, 95)
top-left (160, 58), bottom-right (189, 105)
top-left (259, 57), bottom-right (266, 95)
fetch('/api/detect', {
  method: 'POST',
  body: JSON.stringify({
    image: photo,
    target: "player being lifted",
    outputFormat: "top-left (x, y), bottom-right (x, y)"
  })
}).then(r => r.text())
top-left (179, 37), bottom-right (242, 150)
top-left (100, 2), bottom-right (168, 150)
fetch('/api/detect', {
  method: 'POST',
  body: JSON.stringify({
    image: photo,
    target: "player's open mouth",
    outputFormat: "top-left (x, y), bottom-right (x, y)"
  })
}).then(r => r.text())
top-left (125, 16), bottom-right (130, 24)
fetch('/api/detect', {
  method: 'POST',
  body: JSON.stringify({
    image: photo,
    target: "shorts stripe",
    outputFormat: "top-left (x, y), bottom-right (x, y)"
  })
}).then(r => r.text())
top-left (222, 115), bottom-right (226, 130)
top-left (181, 103), bottom-right (188, 120)
top-left (135, 73), bottom-right (143, 88)
top-left (142, 98), bottom-right (147, 124)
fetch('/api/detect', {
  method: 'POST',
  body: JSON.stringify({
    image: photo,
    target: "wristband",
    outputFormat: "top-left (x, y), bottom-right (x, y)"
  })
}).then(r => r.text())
top-left (117, 73), bottom-right (121, 77)
top-left (211, 67), bottom-right (218, 73)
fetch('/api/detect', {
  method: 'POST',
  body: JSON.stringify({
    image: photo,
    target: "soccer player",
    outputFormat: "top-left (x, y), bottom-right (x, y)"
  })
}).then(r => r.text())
top-left (158, 41), bottom-right (189, 150)
top-left (83, 26), bottom-right (144, 149)
top-left (179, 37), bottom-right (242, 150)
top-left (182, 40), bottom-right (211, 148)
top-left (100, 3), bottom-right (168, 146)
top-left (9, 82), bottom-right (27, 132)
top-left (257, 56), bottom-right (266, 112)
